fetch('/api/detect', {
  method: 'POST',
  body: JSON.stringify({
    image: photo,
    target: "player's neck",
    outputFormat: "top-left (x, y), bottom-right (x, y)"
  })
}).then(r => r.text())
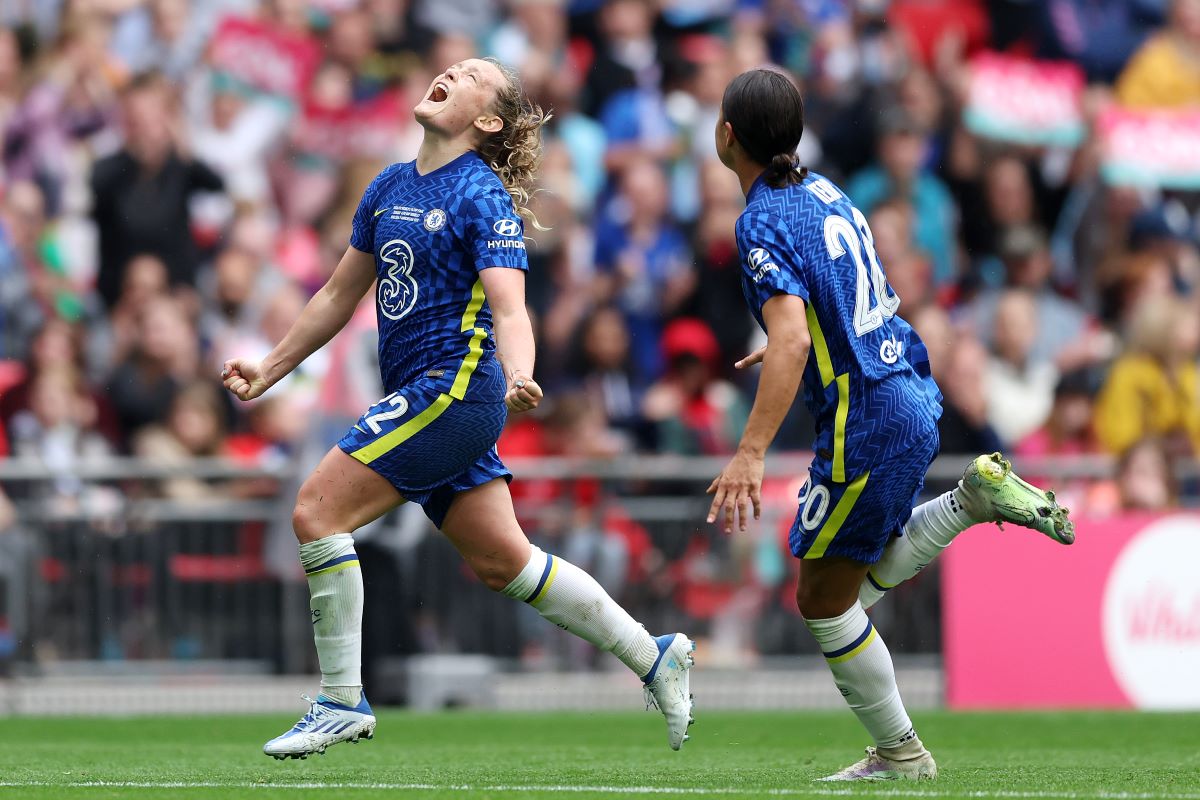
top-left (734, 162), bottom-right (767, 198)
top-left (416, 132), bottom-right (474, 176)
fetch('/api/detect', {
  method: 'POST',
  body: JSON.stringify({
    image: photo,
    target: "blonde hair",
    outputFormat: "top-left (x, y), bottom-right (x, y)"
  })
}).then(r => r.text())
top-left (479, 58), bottom-right (551, 229)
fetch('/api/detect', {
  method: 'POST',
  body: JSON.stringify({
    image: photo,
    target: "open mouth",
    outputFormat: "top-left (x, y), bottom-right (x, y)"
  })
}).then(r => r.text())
top-left (428, 81), bottom-right (449, 103)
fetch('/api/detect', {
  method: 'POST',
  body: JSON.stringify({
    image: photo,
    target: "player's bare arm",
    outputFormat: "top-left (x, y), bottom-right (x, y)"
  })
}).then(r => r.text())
top-left (221, 246), bottom-right (376, 401)
top-left (707, 293), bottom-right (810, 533)
top-left (479, 265), bottom-right (542, 413)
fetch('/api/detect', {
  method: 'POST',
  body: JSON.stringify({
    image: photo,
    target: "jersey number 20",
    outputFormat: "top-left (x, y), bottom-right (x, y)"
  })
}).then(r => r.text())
top-left (824, 208), bottom-right (899, 337)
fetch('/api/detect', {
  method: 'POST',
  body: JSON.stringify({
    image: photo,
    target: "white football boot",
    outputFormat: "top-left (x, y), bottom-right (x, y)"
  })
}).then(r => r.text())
top-left (263, 694), bottom-right (376, 759)
top-left (819, 746), bottom-right (938, 781)
top-left (642, 633), bottom-right (696, 751)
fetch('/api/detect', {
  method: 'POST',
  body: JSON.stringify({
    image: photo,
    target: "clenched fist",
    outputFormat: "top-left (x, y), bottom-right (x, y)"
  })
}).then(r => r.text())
top-left (505, 374), bottom-right (543, 413)
top-left (221, 358), bottom-right (271, 401)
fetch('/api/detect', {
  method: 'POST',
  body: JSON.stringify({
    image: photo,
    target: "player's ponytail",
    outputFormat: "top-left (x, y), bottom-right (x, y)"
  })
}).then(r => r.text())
top-left (479, 58), bottom-right (551, 230)
top-left (721, 69), bottom-right (808, 189)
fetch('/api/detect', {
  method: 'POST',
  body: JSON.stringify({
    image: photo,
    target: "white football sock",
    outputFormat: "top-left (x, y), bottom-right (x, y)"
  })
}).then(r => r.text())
top-left (502, 546), bottom-right (660, 679)
top-left (805, 603), bottom-right (926, 758)
top-left (859, 489), bottom-right (977, 610)
top-left (299, 534), bottom-right (363, 707)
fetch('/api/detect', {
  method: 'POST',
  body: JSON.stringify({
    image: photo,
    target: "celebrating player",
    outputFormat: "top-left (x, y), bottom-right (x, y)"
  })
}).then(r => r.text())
top-left (222, 58), bottom-right (694, 759)
top-left (708, 69), bottom-right (1074, 781)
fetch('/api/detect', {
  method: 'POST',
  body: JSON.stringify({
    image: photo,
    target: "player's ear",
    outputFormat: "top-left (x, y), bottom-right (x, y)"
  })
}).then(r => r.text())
top-left (722, 121), bottom-right (737, 151)
top-left (475, 114), bottom-right (503, 134)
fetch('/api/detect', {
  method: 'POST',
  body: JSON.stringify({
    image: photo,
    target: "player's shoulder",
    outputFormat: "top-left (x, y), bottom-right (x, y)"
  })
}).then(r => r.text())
top-left (364, 161), bottom-right (411, 197)
top-left (451, 152), bottom-right (508, 199)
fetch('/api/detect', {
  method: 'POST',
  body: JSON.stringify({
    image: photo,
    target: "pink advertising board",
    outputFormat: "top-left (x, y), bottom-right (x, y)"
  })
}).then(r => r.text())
top-left (942, 514), bottom-right (1200, 710)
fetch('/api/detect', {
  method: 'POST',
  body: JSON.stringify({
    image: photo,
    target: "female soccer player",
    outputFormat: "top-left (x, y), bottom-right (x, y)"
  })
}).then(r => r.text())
top-left (222, 58), bottom-right (694, 759)
top-left (707, 69), bottom-right (1074, 781)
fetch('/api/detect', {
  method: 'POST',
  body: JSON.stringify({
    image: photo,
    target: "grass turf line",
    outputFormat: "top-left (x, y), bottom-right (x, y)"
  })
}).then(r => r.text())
top-left (0, 711), bottom-right (1196, 799)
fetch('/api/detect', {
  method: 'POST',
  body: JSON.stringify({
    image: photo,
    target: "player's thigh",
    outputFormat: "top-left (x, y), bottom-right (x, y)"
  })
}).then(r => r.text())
top-left (293, 446), bottom-right (405, 542)
top-left (439, 477), bottom-right (532, 592)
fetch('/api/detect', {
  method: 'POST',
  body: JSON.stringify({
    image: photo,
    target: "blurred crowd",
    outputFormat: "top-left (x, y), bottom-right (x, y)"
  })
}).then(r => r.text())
top-left (0, 0), bottom-right (1199, 671)
top-left (0, 0), bottom-right (1197, 518)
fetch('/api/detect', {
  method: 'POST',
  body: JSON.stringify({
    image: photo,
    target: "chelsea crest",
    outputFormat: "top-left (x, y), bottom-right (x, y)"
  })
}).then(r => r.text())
top-left (423, 208), bottom-right (447, 232)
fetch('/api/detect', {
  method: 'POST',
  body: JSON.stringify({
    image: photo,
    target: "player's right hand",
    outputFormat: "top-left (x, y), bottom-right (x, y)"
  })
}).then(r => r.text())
top-left (221, 358), bottom-right (270, 401)
top-left (735, 346), bottom-right (767, 369)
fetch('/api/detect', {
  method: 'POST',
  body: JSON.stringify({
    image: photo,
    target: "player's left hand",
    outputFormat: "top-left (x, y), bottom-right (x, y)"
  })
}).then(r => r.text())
top-left (706, 449), bottom-right (764, 534)
top-left (505, 374), bottom-right (543, 413)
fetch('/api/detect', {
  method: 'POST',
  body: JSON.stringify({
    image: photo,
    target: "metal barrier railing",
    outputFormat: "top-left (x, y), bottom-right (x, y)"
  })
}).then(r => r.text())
top-left (1, 453), bottom-right (1195, 677)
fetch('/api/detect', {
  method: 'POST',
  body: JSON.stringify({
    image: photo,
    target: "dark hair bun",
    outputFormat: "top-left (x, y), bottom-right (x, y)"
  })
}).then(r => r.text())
top-left (769, 152), bottom-right (799, 176)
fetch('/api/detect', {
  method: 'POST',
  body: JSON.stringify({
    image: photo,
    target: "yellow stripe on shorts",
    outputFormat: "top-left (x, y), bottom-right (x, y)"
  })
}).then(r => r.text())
top-left (802, 471), bottom-right (870, 560)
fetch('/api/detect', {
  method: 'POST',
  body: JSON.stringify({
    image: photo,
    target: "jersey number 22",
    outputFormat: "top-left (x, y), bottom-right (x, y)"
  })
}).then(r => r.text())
top-left (824, 207), bottom-right (899, 337)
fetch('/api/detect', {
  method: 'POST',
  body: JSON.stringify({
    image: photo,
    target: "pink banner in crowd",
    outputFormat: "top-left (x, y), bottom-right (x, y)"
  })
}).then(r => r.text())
top-left (963, 52), bottom-right (1085, 147)
top-left (293, 91), bottom-right (405, 161)
top-left (943, 514), bottom-right (1200, 710)
top-left (1098, 107), bottom-right (1200, 190)
top-left (209, 16), bottom-right (323, 101)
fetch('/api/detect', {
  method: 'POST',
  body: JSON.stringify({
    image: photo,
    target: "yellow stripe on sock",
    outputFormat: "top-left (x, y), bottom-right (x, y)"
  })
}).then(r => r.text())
top-left (350, 393), bottom-right (454, 464)
top-left (528, 556), bottom-right (560, 607)
top-left (450, 279), bottom-right (487, 400)
top-left (825, 626), bottom-right (878, 664)
top-left (306, 559), bottom-right (361, 578)
top-left (867, 570), bottom-right (897, 590)
top-left (803, 471), bottom-right (871, 560)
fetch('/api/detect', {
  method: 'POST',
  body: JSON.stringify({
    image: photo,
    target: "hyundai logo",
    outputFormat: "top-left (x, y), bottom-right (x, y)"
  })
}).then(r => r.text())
top-left (492, 219), bottom-right (521, 237)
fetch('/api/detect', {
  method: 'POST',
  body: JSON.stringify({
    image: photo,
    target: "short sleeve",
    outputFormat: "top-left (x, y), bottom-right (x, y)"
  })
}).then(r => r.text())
top-left (462, 186), bottom-right (529, 271)
top-left (736, 211), bottom-right (808, 312)
top-left (349, 166), bottom-right (397, 253)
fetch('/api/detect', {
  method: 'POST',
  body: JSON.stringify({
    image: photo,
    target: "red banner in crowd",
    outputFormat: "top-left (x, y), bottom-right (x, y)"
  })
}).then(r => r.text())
top-left (1098, 108), bottom-right (1200, 190)
top-left (292, 91), bottom-right (405, 161)
top-left (943, 514), bottom-right (1200, 709)
top-left (209, 16), bottom-right (323, 102)
top-left (963, 52), bottom-right (1086, 147)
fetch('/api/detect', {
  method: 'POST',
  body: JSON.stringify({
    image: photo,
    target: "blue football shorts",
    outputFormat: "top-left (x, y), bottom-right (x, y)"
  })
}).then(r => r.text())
top-left (337, 377), bottom-right (510, 528)
top-left (788, 432), bottom-right (940, 564)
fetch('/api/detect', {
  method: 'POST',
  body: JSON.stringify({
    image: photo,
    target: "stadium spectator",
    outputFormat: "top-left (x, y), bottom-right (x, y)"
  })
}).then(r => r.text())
top-left (845, 107), bottom-right (957, 284)
top-left (1115, 0), bottom-right (1200, 108)
top-left (985, 290), bottom-right (1058, 447)
top-left (133, 379), bottom-right (229, 501)
top-left (592, 155), bottom-right (694, 381)
top-left (105, 295), bottom-right (201, 443)
top-left (641, 318), bottom-right (749, 456)
top-left (967, 225), bottom-right (1094, 366)
top-left (90, 72), bottom-right (224, 308)
top-left (569, 306), bottom-right (646, 444)
top-left (1093, 294), bottom-right (1200, 457)
top-left (1115, 437), bottom-right (1179, 510)
top-left (1015, 369), bottom-right (1101, 460)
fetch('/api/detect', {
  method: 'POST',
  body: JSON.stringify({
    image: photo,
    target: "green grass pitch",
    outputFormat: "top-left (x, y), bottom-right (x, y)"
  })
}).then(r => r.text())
top-left (0, 711), bottom-right (1197, 799)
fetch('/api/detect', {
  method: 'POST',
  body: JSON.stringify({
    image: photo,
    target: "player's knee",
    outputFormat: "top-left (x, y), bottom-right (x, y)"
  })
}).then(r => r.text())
top-left (292, 483), bottom-right (334, 544)
top-left (794, 578), bottom-right (850, 620)
top-left (464, 554), bottom-right (522, 593)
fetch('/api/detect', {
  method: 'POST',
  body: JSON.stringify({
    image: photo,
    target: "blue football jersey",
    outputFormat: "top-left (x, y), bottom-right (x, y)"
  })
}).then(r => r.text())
top-left (349, 151), bottom-right (528, 401)
top-left (736, 170), bottom-right (942, 483)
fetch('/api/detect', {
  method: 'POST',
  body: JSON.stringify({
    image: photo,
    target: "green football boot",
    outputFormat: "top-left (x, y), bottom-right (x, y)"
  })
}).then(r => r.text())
top-left (957, 452), bottom-right (1075, 545)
